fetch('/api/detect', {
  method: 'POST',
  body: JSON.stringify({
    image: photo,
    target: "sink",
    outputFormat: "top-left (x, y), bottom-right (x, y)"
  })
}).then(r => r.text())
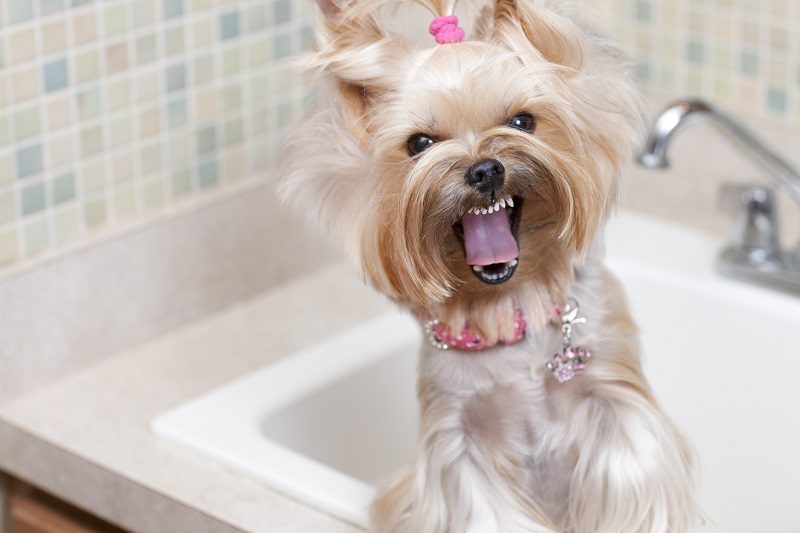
top-left (152, 211), bottom-right (800, 532)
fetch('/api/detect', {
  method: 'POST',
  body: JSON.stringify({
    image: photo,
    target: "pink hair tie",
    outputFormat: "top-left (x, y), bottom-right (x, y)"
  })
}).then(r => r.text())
top-left (429, 15), bottom-right (464, 44)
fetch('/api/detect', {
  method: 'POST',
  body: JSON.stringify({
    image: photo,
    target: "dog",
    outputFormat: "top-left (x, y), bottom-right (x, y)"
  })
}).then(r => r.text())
top-left (279, 0), bottom-right (699, 531)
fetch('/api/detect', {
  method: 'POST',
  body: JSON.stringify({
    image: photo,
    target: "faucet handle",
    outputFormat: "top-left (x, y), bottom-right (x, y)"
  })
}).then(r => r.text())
top-left (719, 183), bottom-right (782, 267)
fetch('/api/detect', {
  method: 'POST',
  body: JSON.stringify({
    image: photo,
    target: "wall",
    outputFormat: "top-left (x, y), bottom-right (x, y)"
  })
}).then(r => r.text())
top-left (4, 0), bottom-right (799, 271)
top-left (0, 0), bottom-right (314, 269)
top-left (581, 0), bottom-right (800, 125)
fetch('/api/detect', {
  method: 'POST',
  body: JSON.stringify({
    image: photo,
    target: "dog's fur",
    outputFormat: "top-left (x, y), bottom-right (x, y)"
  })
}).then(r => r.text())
top-left (279, 0), bottom-right (699, 531)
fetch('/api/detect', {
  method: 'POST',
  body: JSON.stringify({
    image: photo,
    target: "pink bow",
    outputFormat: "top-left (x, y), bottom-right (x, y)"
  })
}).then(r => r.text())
top-left (429, 15), bottom-right (465, 44)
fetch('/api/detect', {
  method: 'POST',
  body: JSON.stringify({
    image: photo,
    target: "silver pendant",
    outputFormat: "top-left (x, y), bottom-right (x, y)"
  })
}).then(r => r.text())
top-left (545, 298), bottom-right (592, 383)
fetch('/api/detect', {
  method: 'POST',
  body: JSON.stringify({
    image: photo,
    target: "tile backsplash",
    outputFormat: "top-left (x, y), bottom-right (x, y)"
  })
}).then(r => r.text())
top-left (582, 0), bottom-right (800, 122)
top-left (0, 0), bottom-right (314, 268)
top-left (2, 0), bottom-right (799, 270)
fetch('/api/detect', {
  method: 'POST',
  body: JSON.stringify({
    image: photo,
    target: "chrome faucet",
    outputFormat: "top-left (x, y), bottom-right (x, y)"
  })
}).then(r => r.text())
top-left (637, 98), bottom-right (800, 295)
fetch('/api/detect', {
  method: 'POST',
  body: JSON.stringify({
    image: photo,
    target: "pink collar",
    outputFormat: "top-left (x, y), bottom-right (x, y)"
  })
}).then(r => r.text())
top-left (417, 300), bottom-right (593, 384)
top-left (421, 310), bottom-right (527, 351)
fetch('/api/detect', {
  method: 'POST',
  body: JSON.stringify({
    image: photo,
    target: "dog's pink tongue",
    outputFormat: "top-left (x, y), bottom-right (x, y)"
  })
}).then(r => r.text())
top-left (461, 209), bottom-right (519, 266)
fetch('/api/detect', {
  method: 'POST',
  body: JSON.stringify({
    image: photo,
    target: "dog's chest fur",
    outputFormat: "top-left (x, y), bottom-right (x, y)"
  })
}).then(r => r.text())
top-left (414, 264), bottom-right (617, 525)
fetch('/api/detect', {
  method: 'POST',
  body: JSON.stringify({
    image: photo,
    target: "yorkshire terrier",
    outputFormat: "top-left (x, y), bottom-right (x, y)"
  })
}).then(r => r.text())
top-left (280, 0), bottom-right (698, 531)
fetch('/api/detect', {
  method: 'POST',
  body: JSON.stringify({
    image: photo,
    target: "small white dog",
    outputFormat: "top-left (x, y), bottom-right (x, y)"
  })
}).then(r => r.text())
top-left (280, 0), bottom-right (699, 531)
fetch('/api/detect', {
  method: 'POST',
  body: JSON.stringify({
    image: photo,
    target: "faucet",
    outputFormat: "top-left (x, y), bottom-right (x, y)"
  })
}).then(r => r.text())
top-left (637, 98), bottom-right (800, 295)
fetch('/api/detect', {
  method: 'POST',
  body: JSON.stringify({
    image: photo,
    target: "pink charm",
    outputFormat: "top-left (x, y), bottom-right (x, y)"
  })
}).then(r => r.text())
top-left (429, 15), bottom-right (465, 44)
top-left (545, 298), bottom-right (593, 383)
top-left (546, 346), bottom-right (592, 383)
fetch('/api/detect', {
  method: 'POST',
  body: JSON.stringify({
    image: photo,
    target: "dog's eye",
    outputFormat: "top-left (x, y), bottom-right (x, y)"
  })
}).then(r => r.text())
top-left (407, 134), bottom-right (435, 156)
top-left (508, 113), bottom-right (536, 132)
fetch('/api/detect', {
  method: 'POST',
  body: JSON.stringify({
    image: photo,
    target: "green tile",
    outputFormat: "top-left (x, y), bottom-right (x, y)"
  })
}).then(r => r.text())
top-left (77, 87), bottom-right (102, 120)
top-left (84, 198), bottom-right (108, 229)
top-left (197, 125), bottom-right (216, 154)
top-left (81, 125), bottom-right (103, 157)
top-left (164, 26), bottom-right (185, 55)
top-left (740, 50), bottom-right (759, 77)
top-left (768, 88), bottom-right (788, 114)
top-left (104, 3), bottom-right (128, 35)
top-left (687, 39), bottom-right (704, 64)
top-left (224, 118), bottom-right (243, 146)
top-left (16, 144), bottom-right (43, 179)
top-left (143, 178), bottom-right (165, 209)
top-left (300, 26), bottom-right (314, 51)
top-left (52, 172), bottom-right (76, 204)
top-left (0, 115), bottom-right (11, 148)
top-left (40, 0), bottom-right (64, 15)
top-left (277, 102), bottom-right (293, 127)
top-left (164, 0), bottom-right (183, 19)
top-left (246, 5), bottom-right (267, 32)
top-left (198, 159), bottom-right (217, 188)
top-left (44, 58), bottom-right (69, 92)
top-left (0, 189), bottom-right (15, 224)
top-left (172, 169), bottom-right (192, 197)
top-left (635, 60), bottom-right (652, 82)
top-left (23, 218), bottom-right (49, 256)
top-left (0, 229), bottom-right (19, 266)
top-left (222, 48), bottom-right (241, 75)
top-left (167, 97), bottom-right (188, 128)
top-left (8, 0), bottom-right (34, 24)
top-left (220, 12), bottom-right (240, 40)
top-left (272, 0), bottom-right (291, 25)
top-left (634, 0), bottom-right (651, 21)
top-left (136, 34), bottom-right (158, 65)
top-left (140, 143), bottom-right (162, 173)
top-left (223, 85), bottom-right (241, 111)
top-left (21, 182), bottom-right (45, 215)
top-left (84, 200), bottom-right (107, 230)
top-left (272, 33), bottom-right (292, 60)
top-left (250, 75), bottom-right (268, 103)
top-left (14, 107), bottom-right (40, 141)
top-left (166, 63), bottom-right (186, 92)
top-left (194, 55), bottom-right (214, 84)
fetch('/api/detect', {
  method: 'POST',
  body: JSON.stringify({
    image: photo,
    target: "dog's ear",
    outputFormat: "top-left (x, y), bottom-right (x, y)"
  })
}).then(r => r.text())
top-left (492, 0), bottom-right (583, 70)
top-left (309, 2), bottom-right (411, 139)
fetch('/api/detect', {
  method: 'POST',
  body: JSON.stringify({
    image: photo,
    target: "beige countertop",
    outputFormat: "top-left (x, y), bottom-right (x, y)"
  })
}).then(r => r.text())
top-left (0, 263), bottom-right (390, 533)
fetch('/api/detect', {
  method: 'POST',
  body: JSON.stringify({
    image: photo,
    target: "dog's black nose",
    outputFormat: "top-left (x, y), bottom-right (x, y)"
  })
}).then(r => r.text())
top-left (465, 159), bottom-right (505, 194)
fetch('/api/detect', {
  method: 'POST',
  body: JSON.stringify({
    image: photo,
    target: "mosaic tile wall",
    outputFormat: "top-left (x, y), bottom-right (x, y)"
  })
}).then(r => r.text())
top-left (582, 0), bottom-right (800, 121)
top-left (3, 0), bottom-right (799, 269)
top-left (0, 0), bottom-right (315, 268)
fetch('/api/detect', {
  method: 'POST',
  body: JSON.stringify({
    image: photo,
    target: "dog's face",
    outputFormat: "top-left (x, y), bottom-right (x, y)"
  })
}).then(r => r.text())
top-left (282, 0), bottom-right (641, 313)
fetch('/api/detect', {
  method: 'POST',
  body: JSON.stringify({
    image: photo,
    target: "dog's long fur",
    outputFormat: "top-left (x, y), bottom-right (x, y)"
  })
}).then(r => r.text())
top-left (280, 0), bottom-right (699, 531)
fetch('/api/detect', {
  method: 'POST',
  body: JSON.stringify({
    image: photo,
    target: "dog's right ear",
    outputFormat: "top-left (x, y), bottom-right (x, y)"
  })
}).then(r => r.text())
top-left (492, 0), bottom-right (584, 71)
top-left (309, 1), bottom-right (410, 139)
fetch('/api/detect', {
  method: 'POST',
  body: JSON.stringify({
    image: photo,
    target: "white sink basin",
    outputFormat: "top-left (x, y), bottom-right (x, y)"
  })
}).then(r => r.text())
top-left (153, 211), bottom-right (800, 532)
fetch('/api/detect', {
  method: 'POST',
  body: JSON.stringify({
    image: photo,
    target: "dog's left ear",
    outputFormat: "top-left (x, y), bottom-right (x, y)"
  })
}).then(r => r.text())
top-left (492, 0), bottom-right (584, 71)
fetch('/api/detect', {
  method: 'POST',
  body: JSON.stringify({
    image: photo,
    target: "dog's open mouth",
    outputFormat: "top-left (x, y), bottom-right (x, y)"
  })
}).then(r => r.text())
top-left (453, 196), bottom-right (523, 285)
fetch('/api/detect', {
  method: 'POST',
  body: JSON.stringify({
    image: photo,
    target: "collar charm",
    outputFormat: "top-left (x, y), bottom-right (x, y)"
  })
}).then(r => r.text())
top-left (545, 298), bottom-right (592, 383)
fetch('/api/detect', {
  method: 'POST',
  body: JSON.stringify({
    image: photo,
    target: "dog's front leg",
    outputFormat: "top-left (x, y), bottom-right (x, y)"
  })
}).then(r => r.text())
top-left (371, 384), bottom-right (556, 533)
top-left (565, 381), bottom-right (698, 533)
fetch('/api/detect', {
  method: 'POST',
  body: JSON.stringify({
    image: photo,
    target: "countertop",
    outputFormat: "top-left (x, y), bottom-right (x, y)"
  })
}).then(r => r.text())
top-left (0, 263), bottom-right (390, 533)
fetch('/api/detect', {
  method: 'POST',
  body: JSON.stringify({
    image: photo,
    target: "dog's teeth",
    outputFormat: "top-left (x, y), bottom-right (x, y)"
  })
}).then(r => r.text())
top-left (494, 204), bottom-right (500, 212)
top-left (509, 259), bottom-right (518, 267)
top-left (499, 199), bottom-right (506, 208)
top-left (472, 265), bottom-right (484, 272)
top-left (481, 208), bottom-right (488, 215)
top-left (507, 197), bottom-right (514, 207)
